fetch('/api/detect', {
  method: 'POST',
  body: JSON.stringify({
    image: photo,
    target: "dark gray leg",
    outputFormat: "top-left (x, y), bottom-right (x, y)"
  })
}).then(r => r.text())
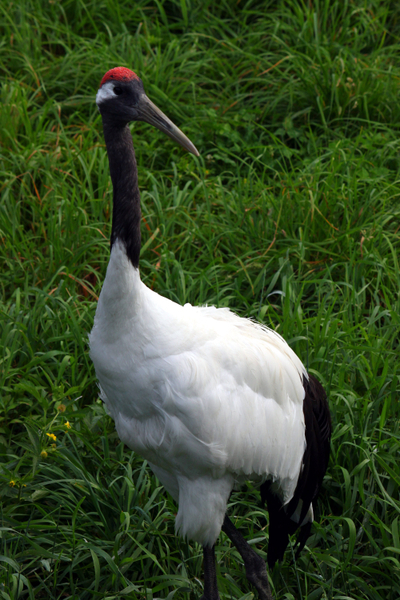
top-left (200, 545), bottom-right (220, 600)
top-left (222, 515), bottom-right (274, 600)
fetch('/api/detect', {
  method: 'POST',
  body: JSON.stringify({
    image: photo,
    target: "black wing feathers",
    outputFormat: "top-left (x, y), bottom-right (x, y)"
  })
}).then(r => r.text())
top-left (261, 373), bottom-right (331, 568)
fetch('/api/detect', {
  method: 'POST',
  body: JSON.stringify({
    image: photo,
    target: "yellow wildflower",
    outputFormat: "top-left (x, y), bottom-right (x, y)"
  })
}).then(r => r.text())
top-left (9, 480), bottom-right (16, 487)
top-left (41, 450), bottom-right (48, 458)
top-left (65, 421), bottom-right (71, 430)
top-left (46, 433), bottom-right (57, 441)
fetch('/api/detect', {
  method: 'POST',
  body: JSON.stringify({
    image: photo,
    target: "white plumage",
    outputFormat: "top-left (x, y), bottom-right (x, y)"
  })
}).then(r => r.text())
top-left (90, 240), bottom-right (309, 546)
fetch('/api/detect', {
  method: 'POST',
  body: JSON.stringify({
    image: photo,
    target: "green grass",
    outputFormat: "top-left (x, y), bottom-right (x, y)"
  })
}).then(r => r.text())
top-left (1, 0), bottom-right (400, 598)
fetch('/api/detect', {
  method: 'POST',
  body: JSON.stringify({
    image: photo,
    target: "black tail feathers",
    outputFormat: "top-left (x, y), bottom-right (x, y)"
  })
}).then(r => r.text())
top-left (261, 373), bottom-right (331, 568)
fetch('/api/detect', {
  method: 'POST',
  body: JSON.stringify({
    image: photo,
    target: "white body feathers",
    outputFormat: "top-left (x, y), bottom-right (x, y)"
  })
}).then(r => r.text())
top-left (89, 241), bottom-right (309, 546)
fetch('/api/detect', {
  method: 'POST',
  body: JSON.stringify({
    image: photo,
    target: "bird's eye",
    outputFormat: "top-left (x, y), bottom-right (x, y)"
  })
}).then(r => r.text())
top-left (114, 86), bottom-right (123, 95)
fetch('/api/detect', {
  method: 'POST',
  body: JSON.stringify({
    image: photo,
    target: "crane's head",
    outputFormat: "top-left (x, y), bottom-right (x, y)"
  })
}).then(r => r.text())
top-left (96, 67), bottom-right (199, 156)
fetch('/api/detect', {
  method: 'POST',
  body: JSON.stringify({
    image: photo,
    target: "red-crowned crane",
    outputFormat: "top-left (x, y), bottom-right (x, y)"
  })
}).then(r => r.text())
top-left (89, 67), bottom-right (331, 600)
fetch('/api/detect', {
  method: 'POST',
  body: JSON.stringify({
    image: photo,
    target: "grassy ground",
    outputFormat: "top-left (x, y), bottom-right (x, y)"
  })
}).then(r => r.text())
top-left (1, 0), bottom-right (400, 598)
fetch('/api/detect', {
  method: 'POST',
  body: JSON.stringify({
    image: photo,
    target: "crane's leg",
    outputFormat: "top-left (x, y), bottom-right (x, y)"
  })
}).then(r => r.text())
top-left (200, 545), bottom-right (220, 600)
top-left (222, 515), bottom-right (273, 600)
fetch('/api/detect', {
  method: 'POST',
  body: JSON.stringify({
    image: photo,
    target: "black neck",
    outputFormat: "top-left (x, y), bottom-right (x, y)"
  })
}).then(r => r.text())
top-left (102, 119), bottom-right (141, 268)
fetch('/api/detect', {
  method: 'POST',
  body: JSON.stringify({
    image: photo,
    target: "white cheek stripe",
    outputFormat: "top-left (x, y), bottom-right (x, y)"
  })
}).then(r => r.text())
top-left (96, 82), bottom-right (116, 105)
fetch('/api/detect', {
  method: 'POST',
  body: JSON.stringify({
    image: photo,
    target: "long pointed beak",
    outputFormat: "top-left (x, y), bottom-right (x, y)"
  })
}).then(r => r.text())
top-left (137, 95), bottom-right (199, 157)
